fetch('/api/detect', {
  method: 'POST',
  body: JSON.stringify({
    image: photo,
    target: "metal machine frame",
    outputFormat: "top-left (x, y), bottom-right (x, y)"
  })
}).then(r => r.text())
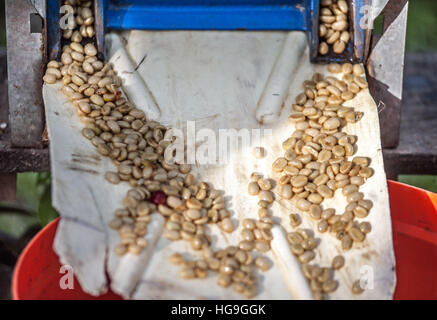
top-left (0, 0), bottom-right (409, 200)
top-left (46, 0), bottom-right (368, 63)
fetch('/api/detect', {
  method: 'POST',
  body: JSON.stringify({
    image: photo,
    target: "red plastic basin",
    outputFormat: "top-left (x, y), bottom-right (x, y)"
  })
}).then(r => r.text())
top-left (12, 180), bottom-right (437, 300)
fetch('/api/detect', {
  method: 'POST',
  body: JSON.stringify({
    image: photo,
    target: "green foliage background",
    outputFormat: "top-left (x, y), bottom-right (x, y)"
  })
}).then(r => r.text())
top-left (0, 173), bottom-right (57, 239)
top-left (406, 0), bottom-right (437, 52)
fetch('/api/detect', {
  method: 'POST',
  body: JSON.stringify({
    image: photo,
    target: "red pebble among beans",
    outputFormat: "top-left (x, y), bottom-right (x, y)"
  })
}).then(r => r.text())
top-left (152, 191), bottom-right (167, 205)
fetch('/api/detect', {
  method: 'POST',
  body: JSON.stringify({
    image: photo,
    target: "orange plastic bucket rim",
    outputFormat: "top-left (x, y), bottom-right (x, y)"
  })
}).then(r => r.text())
top-left (12, 218), bottom-right (60, 300)
top-left (12, 180), bottom-right (437, 300)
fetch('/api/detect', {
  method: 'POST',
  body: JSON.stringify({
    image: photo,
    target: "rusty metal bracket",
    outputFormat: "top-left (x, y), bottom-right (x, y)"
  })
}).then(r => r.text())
top-left (367, 0), bottom-right (409, 148)
top-left (6, 0), bottom-right (46, 148)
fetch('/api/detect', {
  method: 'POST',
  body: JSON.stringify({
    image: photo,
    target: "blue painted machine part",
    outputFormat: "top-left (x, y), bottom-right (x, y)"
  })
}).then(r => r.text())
top-left (47, 0), bottom-right (61, 61)
top-left (104, 0), bottom-right (315, 31)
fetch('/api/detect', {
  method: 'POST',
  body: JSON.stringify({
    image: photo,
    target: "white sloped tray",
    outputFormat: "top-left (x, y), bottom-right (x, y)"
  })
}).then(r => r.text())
top-left (43, 30), bottom-right (395, 300)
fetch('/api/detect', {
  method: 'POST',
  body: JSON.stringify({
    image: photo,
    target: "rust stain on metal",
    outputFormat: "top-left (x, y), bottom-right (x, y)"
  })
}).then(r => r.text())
top-left (41, 126), bottom-right (49, 146)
